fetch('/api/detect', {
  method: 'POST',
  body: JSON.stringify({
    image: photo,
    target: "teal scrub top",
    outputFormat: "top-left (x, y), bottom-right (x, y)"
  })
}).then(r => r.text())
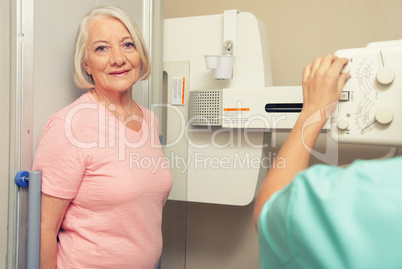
top-left (258, 156), bottom-right (402, 269)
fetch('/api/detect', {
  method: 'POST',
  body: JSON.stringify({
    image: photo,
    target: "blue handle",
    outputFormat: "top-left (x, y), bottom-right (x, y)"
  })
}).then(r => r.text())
top-left (15, 170), bottom-right (29, 187)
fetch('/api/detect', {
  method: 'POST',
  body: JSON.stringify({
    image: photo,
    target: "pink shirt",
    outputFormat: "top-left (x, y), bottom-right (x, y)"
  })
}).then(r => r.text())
top-left (33, 92), bottom-right (172, 269)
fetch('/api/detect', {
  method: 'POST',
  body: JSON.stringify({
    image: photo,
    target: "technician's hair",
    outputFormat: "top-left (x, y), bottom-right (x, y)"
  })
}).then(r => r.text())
top-left (72, 5), bottom-right (151, 89)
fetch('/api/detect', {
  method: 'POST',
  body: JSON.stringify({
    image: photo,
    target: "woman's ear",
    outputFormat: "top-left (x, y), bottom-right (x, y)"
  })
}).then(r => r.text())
top-left (82, 61), bottom-right (92, 75)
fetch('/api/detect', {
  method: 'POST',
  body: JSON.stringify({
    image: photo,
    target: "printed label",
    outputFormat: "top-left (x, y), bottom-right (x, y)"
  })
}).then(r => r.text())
top-left (172, 77), bottom-right (186, 105)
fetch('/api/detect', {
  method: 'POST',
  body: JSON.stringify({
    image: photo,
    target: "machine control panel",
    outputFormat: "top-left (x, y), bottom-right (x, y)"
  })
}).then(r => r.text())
top-left (330, 41), bottom-right (402, 146)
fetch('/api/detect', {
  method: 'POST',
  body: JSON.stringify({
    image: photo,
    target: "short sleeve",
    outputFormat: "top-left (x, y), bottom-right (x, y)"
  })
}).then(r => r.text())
top-left (258, 183), bottom-right (295, 268)
top-left (32, 117), bottom-right (86, 199)
top-left (141, 105), bottom-right (161, 146)
top-left (258, 165), bottom-right (349, 268)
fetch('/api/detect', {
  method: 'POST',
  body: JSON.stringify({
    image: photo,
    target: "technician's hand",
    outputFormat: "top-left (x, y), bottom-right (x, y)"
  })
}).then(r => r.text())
top-left (301, 54), bottom-right (350, 120)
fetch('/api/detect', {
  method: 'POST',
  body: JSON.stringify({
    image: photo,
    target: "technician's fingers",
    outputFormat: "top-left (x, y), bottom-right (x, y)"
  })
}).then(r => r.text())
top-left (302, 55), bottom-right (349, 106)
top-left (337, 71), bottom-right (351, 92)
top-left (328, 57), bottom-right (350, 92)
top-left (309, 57), bottom-right (322, 78)
top-left (302, 63), bottom-right (312, 85)
top-left (327, 57), bottom-right (349, 76)
top-left (319, 54), bottom-right (339, 72)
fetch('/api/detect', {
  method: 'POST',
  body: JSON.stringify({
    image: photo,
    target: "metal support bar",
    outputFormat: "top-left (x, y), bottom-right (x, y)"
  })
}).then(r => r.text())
top-left (27, 171), bottom-right (41, 269)
top-left (15, 171), bottom-right (41, 269)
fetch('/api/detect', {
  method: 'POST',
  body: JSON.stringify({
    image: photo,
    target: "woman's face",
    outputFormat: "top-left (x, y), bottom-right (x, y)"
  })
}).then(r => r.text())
top-left (83, 17), bottom-right (142, 93)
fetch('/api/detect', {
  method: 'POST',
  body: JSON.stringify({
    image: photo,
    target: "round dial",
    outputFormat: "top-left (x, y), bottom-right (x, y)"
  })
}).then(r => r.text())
top-left (375, 107), bottom-right (394, 124)
top-left (376, 67), bottom-right (395, 85)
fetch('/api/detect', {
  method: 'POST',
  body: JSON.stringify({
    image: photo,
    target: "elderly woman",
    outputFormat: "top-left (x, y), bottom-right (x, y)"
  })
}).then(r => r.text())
top-left (33, 6), bottom-right (172, 269)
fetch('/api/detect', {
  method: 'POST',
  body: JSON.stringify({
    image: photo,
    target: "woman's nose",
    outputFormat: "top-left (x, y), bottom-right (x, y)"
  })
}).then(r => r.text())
top-left (109, 48), bottom-right (125, 66)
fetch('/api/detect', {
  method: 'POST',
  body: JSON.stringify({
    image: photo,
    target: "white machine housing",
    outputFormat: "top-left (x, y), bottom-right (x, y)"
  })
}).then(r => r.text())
top-left (164, 9), bottom-right (402, 205)
top-left (163, 11), bottom-right (274, 205)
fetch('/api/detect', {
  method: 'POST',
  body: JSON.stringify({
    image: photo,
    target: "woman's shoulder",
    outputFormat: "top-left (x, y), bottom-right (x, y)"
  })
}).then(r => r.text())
top-left (50, 92), bottom-right (97, 122)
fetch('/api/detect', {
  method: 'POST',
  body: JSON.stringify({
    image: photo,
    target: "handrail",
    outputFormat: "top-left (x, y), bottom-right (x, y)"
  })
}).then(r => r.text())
top-left (15, 171), bottom-right (41, 269)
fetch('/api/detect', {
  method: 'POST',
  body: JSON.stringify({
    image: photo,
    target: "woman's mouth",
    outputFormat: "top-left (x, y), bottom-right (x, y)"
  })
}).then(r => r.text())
top-left (109, 69), bottom-right (130, 77)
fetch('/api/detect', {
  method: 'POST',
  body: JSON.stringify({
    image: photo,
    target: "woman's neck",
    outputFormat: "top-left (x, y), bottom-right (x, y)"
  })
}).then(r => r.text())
top-left (90, 88), bottom-right (142, 119)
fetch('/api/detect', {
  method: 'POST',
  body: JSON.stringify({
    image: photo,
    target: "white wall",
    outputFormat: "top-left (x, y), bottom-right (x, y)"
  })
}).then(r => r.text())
top-left (161, 1), bottom-right (402, 268)
top-left (0, 0), bottom-right (12, 267)
top-left (165, 0), bottom-right (402, 86)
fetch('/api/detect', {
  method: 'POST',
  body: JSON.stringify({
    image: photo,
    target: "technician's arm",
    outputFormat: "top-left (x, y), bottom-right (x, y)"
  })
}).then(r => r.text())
top-left (253, 55), bottom-right (350, 228)
top-left (40, 193), bottom-right (71, 269)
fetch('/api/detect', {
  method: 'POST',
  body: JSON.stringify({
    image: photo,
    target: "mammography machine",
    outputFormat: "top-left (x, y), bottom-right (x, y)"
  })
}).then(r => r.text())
top-left (163, 10), bottom-right (402, 205)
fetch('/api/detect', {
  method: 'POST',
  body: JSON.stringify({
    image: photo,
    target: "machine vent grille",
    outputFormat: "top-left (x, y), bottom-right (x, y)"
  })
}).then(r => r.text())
top-left (189, 89), bottom-right (222, 126)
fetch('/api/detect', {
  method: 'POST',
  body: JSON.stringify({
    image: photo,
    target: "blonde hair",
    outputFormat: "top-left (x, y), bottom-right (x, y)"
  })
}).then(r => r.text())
top-left (72, 5), bottom-right (151, 89)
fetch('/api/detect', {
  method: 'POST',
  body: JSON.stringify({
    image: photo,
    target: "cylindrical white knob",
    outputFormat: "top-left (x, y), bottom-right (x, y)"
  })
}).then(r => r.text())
top-left (376, 67), bottom-right (395, 85)
top-left (375, 107), bottom-right (394, 124)
top-left (337, 118), bottom-right (349, 130)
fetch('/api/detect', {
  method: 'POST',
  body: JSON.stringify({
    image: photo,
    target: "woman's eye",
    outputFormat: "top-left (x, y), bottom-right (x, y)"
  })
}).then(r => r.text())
top-left (124, 42), bottom-right (135, 49)
top-left (95, 46), bottom-right (106, 52)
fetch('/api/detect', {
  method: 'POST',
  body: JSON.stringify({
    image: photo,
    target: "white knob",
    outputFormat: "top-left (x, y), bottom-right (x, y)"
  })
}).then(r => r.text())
top-left (375, 107), bottom-right (394, 124)
top-left (341, 61), bottom-right (351, 74)
top-left (337, 118), bottom-right (349, 130)
top-left (376, 67), bottom-right (395, 85)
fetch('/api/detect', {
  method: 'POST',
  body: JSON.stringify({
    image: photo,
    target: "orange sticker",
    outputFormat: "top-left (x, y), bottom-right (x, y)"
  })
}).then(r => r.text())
top-left (224, 108), bottom-right (250, 112)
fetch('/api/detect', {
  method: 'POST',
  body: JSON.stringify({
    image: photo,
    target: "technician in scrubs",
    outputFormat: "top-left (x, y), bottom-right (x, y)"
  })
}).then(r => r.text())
top-left (254, 54), bottom-right (402, 268)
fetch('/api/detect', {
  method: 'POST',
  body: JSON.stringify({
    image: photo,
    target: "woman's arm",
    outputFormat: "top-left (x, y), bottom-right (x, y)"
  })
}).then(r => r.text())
top-left (253, 54), bottom-right (350, 227)
top-left (40, 193), bottom-right (71, 269)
